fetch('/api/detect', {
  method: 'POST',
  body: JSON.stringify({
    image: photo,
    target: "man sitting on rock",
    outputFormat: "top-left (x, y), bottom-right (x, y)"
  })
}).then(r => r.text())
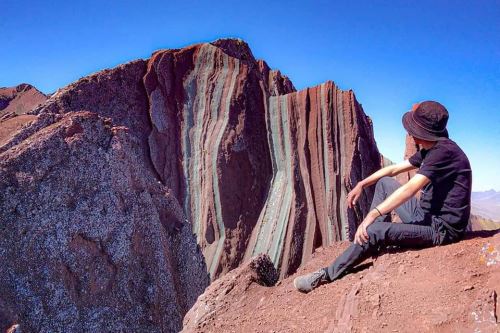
top-left (294, 101), bottom-right (472, 293)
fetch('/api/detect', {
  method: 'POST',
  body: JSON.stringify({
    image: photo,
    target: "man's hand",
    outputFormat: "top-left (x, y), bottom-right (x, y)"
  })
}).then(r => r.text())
top-left (347, 183), bottom-right (363, 208)
top-left (354, 211), bottom-right (378, 245)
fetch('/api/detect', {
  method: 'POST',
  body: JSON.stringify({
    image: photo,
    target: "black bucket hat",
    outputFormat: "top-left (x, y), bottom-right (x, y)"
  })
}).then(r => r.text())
top-left (402, 101), bottom-right (449, 141)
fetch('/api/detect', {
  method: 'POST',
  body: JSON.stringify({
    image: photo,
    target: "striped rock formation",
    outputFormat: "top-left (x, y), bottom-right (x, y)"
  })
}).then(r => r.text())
top-left (144, 39), bottom-right (381, 278)
top-left (143, 40), bottom-right (295, 279)
top-left (243, 84), bottom-right (381, 277)
top-left (1, 39), bottom-right (381, 332)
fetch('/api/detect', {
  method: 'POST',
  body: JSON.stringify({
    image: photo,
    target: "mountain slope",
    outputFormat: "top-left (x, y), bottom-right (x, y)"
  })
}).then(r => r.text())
top-left (472, 190), bottom-right (500, 222)
top-left (0, 84), bottom-right (46, 117)
top-left (184, 231), bottom-right (499, 333)
top-left (0, 39), bottom-right (381, 331)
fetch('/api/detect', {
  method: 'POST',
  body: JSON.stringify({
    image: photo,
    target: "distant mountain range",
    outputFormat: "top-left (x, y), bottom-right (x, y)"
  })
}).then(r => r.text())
top-left (471, 189), bottom-right (500, 222)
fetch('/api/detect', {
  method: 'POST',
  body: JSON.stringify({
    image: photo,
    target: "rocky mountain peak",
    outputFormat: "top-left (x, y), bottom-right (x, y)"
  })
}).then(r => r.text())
top-left (1, 39), bottom-right (382, 331)
top-left (210, 38), bottom-right (256, 62)
top-left (0, 83), bottom-right (47, 117)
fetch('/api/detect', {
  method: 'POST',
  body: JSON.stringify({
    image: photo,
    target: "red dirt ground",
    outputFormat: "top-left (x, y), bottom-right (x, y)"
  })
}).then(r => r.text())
top-left (0, 115), bottom-right (36, 146)
top-left (185, 231), bottom-right (499, 333)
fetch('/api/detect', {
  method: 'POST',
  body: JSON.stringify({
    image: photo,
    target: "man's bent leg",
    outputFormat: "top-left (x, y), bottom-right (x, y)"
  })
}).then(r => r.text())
top-left (326, 242), bottom-right (367, 281)
top-left (371, 177), bottom-right (422, 224)
top-left (325, 222), bottom-right (437, 281)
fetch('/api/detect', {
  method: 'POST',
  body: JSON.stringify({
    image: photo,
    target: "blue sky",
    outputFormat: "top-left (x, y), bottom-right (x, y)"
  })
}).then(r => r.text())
top-left (2, 0), bottom-right (499, 190)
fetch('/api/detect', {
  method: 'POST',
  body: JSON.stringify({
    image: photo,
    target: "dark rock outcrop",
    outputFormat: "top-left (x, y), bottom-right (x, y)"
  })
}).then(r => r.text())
top-left (182, 254), bottom-right (278, 331)
top-left (0, 65), bottom-right (208, 332)
top-left (0, 111), bottom-right (208, 332)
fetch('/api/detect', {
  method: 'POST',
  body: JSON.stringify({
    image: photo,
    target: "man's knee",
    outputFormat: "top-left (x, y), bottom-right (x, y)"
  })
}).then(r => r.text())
top-left (375, 176), bottom-right (399, 196)
top-left (365, 223), bottom-right (390, 247)
top-left (377, 176), bottom-right (394, 188)
top-left (375, 176), bottom-right (388, 192)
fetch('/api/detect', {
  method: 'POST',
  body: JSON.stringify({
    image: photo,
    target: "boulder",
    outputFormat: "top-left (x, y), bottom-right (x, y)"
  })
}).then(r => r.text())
top-left (0, 88), bottom-right (208, 332)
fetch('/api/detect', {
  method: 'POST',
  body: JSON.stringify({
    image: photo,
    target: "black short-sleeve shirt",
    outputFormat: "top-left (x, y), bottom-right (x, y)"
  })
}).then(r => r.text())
top-left (408, 139), bottom-right (472, 239)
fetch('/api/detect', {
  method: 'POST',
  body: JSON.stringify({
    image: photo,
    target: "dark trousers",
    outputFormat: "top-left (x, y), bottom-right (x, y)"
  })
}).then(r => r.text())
top-left (326, 177), bottom-right (444, 281)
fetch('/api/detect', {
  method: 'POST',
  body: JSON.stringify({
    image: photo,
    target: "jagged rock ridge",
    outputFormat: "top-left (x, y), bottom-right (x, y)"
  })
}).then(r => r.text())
top-left (0, 84), bottom-right (47, 147)
top-left (1, 38), bottom-right (380, 331)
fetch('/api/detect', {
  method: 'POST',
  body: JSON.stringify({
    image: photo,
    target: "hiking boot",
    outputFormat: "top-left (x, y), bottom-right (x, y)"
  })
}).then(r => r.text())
top-left (293, 268), bottom-right (329, 293)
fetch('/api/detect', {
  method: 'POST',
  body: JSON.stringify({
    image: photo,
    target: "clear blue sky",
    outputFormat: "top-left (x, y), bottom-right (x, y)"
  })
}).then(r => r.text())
top-left (2, 0), bottom-right (499, 191)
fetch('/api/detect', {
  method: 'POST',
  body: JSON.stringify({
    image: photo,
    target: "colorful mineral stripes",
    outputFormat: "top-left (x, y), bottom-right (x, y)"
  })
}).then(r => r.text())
top-left (144, 39), bottom-right (381, 279)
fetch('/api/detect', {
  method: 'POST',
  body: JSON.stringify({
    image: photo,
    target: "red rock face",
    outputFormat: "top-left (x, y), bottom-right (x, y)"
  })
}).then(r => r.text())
top-left (143, 40), bottom-right (298, 279)
top-left (246, 83), bottom-right (381, 278)
top-left (0, 64), bottom-right (208, 332)
top-left (0, 84), bottom-right (47, 143)
top-left (0, 84), bottom-right (46, 117)
top-left (144, 40), bottom-right (380, 278)
top-left (0, 38), bottom-right (381, 330)
top-left (396, 134), bottom-right (419, 184)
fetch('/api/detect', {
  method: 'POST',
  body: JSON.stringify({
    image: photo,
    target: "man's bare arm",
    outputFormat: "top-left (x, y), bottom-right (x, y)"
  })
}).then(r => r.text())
top-left (347, 160), bottom-right (417, 208)
top-left (375, 174), bottom-right (429, 215)
top-left (358, 160), bottom-right (416, 188)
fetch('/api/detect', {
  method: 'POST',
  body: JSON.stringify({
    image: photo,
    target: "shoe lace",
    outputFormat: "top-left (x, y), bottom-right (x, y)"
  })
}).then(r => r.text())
top-left (310, 269), bottom-right (326, 287)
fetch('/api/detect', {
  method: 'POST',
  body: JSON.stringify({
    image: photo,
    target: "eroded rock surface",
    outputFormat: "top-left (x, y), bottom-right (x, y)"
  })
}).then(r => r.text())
top-left (1, 38), bottom-right (382, 330)
top-left (0, 83), bottom-right (208, 331)
top-left (144, 39), bottom-right (380, 279)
